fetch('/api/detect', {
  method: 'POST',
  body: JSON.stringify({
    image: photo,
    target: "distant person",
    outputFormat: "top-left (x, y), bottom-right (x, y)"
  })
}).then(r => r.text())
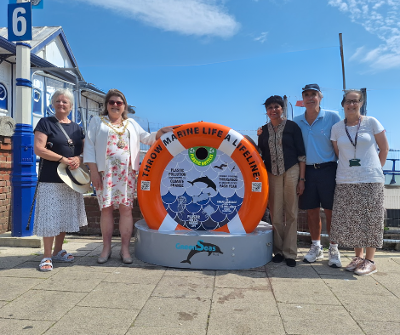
top-left (33, 88), bottom-right (88, 272)
top-left (293, 84), bottom-right (342, 267)
top-left (83, 89), bottom-right (172, 264)
top-left (258, 95), bottom-right (306, 267)
top-left (330, 89), bottom-right (388, 275)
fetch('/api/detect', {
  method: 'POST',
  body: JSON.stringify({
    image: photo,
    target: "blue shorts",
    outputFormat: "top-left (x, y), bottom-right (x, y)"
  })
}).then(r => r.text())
top-left (298, 162), bottom-right (337, 210)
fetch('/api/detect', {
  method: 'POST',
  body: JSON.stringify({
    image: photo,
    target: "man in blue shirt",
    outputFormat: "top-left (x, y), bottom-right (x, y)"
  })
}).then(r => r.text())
top-left (294, 84), bottom-right (342, 267)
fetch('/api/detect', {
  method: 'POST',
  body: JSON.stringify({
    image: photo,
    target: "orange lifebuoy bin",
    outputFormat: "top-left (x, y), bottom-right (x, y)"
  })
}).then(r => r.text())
top-left (137, 121), bottom-right (268, 234)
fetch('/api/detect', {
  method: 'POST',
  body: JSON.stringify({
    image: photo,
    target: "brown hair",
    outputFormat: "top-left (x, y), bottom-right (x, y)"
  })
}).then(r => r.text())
top-left (101, 89), bottom-right (129, 120)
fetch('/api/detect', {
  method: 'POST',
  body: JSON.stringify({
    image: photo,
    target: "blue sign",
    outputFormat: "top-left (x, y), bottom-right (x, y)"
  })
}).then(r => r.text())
top-left (9, 1), bottom-right (43, 10)
top-left (8, 2), bottom-right (32, 41)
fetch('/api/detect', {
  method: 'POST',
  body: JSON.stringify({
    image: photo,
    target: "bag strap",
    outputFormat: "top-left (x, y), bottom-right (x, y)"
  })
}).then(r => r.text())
top-left (53, 117), bottom-right (75, 155)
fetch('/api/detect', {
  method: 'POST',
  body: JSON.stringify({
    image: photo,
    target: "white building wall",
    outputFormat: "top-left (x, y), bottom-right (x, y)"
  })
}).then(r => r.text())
top-left (0, 61), bottom-right (12, 117)
top-left (44, 38), bottom-right (73, 68)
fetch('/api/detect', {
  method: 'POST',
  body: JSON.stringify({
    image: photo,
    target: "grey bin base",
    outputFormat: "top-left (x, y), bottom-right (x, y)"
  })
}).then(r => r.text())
top-left (134, 219), bottom-right (273, 270)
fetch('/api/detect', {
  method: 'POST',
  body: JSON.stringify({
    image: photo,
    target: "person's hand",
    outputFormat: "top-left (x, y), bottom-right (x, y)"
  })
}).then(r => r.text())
top-left (297, 180), bottom-right (305, 196)
top-left (90, 170), bottom-right (103, 190)
top-left (156, 126), bottom-right (174, 139)
top-left (257, 127), bottom-right (263, 136)
top-left (67, 156), bottom-right (81, 170)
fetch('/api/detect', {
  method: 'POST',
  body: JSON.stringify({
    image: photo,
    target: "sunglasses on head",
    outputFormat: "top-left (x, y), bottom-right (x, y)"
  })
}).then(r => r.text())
top-left (108, 100), bottom-right (124, 106)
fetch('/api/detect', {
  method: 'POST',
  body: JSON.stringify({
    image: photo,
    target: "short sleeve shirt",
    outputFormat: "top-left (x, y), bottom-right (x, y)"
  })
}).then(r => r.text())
top-left (294, 109), bottom-right (341, 164)
top-left (330, 116), bottom-right (385, 184)
top-left (34, 117), bottom-right (85, 183)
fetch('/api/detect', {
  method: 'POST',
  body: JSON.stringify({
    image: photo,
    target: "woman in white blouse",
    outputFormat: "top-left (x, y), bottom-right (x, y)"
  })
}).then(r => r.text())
top-left (84, 89), bottom-right (171, 264)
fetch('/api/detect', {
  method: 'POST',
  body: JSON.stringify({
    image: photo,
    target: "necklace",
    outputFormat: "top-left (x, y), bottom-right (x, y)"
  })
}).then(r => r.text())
top-left (100, 116), bottom-right (129, 149)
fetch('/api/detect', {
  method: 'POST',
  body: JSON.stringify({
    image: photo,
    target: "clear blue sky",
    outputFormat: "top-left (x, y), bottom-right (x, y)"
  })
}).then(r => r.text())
top-left (2, 0), bottom-right (400, 155)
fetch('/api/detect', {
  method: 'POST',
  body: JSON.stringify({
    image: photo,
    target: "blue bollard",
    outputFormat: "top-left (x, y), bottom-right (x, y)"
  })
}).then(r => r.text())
top-left (11, 123), bottom-right (37, 237)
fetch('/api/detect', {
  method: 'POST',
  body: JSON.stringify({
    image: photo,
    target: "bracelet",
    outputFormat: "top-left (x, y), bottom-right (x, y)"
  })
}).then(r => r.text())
top-left (299, 178), bottom-right (306, 181)
top-left (58, 156), bottom-right (63, 162)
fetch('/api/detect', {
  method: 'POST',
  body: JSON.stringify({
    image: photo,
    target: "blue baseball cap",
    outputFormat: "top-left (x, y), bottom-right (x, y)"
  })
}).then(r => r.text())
top-left (302, 84), bottom-right (321, 92)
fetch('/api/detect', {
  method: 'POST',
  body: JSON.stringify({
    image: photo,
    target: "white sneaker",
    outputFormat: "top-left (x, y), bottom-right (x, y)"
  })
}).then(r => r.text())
top-left (328, 245), bottom-right (342, 268)
top-left (303, 244), bottom-right (324, 263)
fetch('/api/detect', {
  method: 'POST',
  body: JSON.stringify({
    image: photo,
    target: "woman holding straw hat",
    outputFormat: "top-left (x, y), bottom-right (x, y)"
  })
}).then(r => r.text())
top-left (33, 88), bottom-right (89, 271)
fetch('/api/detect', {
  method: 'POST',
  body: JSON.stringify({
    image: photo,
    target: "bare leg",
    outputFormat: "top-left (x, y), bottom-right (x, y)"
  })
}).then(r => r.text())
top-left (119, 204), bottom-right (133, 258)
top-left (324, 208), bottom-right (337, 244)
top-left (53, 232), bottom-right (66, 255)
top-left (354, 247), bottom-right (364, 258)
top-left (365, 247), bottom-right (376, 262)
top-left (307, 208), bottom-right (322, 241)
top-left (43, 236), bottom-right (54, 258)
top-left (100, 206), bottom-right (114, 258)
top-left (42, 236), bottom-right (54, 270)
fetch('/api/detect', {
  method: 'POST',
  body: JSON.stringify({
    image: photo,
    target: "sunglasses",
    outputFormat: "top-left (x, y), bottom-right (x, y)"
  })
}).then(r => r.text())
top-left (108, 100), bottom-right (124, 106)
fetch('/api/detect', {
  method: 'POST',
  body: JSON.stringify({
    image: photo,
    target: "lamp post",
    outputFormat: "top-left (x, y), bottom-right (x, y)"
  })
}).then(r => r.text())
top-left (9, 0), bottom-right (36, 236)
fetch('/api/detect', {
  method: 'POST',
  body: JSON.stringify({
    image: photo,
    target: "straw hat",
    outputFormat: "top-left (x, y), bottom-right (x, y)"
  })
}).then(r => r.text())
top-left (57, 163), bottom-right (91, 194)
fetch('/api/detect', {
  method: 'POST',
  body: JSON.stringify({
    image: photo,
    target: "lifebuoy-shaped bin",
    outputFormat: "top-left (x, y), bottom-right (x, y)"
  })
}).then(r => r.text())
top-left (137, 121), bottom-right (268, 234)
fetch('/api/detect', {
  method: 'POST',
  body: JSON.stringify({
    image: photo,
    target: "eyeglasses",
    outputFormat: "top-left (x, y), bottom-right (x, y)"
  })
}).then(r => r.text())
top-left (108, 100), bottom-right (124, 106)
top-left (344, 100), bottom-right (361, 105)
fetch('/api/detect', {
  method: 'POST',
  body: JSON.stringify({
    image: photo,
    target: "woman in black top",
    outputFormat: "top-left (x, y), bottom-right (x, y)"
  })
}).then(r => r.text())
top-left (33, 88), bottom-right (87, 271)
top-left (258, 95), bottom-right (306, 267)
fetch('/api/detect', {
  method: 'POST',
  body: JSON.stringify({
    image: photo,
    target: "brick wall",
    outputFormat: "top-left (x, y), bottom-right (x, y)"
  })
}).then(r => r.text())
top-left (79, 196), bottom-right (143, 236)
top-left (0, 136), bottom-right (12, 234)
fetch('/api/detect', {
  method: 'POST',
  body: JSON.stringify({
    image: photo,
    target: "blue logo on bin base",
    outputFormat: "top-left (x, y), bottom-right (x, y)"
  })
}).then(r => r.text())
top-left (178, 240), bottom-right (223, 264)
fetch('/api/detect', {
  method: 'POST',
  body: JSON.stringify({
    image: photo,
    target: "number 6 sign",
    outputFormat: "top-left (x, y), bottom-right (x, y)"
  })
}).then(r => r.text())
top-left (8, 2), bottom-right (32, 42)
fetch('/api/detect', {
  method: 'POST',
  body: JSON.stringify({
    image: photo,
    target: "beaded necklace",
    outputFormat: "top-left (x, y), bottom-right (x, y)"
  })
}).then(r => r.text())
top-left (100, 116), bottom-right (129, 149)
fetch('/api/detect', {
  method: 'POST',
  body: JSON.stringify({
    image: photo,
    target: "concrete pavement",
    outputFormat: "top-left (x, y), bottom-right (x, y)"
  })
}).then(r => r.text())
top-left (0, 236), bottom-right (399, 335)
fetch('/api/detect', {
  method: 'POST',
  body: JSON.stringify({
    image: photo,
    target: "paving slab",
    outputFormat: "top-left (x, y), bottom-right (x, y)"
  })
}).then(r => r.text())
top-left (33, 270), bottom-right (108, 293)
top-left (164, 268), bottom-right (216, 277)
top-left (278, 303), bottom-right (364, 335)
top-left (270, 277), bottom-right (341, 305)
top-left (0, 255), bottom-right (38, 269)
top-left (0, 277), bottom-right (43, 301)
top-left (0, 318), bottom-right (53, 335)
top-left (78, 281), bottom-right (154, 309)
top-left (0, 290), bottom-right (86, 321)
top-left (214, 270), bottom-right (270, 289)
top-left (151, 274), bottom-right (214, 299)
top-left (133, 297), bottom-right (210, 328)
top-left (0, 236), bottom-right (399, 335)
top-left (339, 294), bottom-right (400, 322)
top-left (266, 261), bottom-right (320, 279)
top-left (358, 320), bottom-right (400, 335)
top-left (126, 327), bottom-right (207, 335)
top-left (321, 273), bottom-right (394, 298)
top-left (43, 306), bottom-right (137, 335)
top-left (103, 266), bottom-right (166, 285)
top-left (0, 261), bottom-right (63, 278)
top-left (208, 287), bottom-right (284, 334)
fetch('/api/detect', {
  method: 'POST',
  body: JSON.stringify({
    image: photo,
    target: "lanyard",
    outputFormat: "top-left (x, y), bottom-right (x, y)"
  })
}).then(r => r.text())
top-left (344, 116), bottom-right (361, 158)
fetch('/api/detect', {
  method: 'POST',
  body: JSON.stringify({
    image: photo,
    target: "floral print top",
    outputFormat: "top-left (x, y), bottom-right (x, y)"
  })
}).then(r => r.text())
top-left (96, 124), bottom-right (136, 209)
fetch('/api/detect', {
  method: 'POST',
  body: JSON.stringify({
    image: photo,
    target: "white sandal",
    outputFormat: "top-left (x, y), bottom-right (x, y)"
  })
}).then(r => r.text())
top-left (39, 258), bottom-right (53, 272)
top-left (52, 249), bottom-right (74, 262)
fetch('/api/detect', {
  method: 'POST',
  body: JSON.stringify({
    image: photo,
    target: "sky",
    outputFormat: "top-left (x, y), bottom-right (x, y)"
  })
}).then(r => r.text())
top-left (1, 0), bottom-right (400, 159)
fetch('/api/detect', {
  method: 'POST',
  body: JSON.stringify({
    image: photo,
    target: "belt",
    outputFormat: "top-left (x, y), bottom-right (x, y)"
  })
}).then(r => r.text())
top-left (307, 162), bottom-right (337, 169)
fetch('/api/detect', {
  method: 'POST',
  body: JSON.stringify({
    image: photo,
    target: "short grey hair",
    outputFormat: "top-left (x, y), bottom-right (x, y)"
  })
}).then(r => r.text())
top-left (51, 88), bottom-right (74, 110)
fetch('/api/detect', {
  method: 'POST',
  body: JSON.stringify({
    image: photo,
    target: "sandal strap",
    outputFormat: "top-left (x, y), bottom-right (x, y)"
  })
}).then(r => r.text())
top-left (39, 258), bottom-right (53, 270)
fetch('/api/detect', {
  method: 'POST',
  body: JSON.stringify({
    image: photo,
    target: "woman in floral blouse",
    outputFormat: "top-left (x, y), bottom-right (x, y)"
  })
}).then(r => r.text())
top-left (258, 95), bottom-right (306, 267)
top-left (84, 89), bottom-right (171, 264)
